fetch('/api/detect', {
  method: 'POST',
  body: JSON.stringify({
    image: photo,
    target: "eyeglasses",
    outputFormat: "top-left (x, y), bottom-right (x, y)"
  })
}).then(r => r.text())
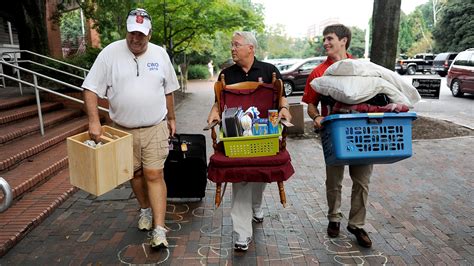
top-left (128, 9), bottom-right (152, 21)
top-left (230, 42), bottom-right (250, 49)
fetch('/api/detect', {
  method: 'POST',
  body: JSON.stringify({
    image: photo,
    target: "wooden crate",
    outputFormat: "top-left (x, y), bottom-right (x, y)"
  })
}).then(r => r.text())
top-left (67, 126), bottom-right (133, 196)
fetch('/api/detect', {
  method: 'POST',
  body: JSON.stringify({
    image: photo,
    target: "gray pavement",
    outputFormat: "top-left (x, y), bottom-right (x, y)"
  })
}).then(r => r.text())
top-left (0, 79), bottom-right (473, 265)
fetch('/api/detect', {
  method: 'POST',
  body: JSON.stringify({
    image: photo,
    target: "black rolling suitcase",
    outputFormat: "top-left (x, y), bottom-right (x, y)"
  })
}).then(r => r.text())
top-left (164, 134), bottom-right (207, 200)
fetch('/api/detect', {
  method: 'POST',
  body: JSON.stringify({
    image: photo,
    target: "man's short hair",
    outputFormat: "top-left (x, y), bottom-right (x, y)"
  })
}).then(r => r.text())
top-left (233, 31), bottom-right (258, 51)
top-left (323, 24), bottom-right (352, 49)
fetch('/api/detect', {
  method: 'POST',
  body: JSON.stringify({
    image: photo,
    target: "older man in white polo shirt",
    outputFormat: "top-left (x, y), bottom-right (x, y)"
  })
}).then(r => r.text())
top-left (82, 8), bottom-right (179, 249)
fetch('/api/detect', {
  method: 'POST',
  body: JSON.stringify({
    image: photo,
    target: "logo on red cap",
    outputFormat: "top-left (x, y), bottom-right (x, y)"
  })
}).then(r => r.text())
top-left (136, 16), bottom-right (144, 24)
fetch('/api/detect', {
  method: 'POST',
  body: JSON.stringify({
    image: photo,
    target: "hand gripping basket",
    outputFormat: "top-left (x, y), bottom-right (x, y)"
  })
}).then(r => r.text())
top-left (320, 112), bottom-right (417, 165)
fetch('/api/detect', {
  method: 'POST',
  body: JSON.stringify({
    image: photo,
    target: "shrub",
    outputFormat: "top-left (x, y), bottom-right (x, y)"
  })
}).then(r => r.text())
top-left (64, 47), bottom-right (102, 70)
top-left (187, 64), bottom-right (209, 80)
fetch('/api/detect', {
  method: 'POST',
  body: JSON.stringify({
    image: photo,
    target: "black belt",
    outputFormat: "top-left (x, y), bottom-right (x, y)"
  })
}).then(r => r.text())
top-left (114, 119), bottom-right (165, 130)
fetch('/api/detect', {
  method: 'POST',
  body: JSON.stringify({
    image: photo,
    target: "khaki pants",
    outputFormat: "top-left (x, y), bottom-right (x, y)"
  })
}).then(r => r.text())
top-left (326, 164), bottom-right (373, 228)
top-left (231, 182), bottom-right (266, 240)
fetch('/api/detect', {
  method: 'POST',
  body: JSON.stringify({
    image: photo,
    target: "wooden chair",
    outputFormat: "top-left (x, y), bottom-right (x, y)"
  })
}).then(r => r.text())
top-left (207, 73), bottom-right (295, 208)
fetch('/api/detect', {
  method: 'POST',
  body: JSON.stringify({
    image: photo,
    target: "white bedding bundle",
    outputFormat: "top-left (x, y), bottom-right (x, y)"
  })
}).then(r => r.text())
top-left (310, 59), bottom-right (421, 108)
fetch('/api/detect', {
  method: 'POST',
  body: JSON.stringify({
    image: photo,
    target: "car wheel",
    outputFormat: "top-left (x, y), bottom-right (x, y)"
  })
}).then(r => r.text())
top-left (451, 79), bottom-right (464, 97)
top-left (438, 71), bottom-right (446, 77)
top-left (407, 66), bottom-right (416, 75)
top-left (283, 81), bottom-right (294, 96)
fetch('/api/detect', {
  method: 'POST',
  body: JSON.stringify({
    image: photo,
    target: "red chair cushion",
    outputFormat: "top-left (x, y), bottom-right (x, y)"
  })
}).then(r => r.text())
top-left (207, 146), bottom-right (294, 183)
top-left (219, 84), bottom-right (279, 118)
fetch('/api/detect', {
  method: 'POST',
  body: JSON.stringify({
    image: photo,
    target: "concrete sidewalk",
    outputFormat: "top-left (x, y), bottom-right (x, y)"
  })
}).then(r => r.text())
top-left (1, 80), bottom-right (473, 265)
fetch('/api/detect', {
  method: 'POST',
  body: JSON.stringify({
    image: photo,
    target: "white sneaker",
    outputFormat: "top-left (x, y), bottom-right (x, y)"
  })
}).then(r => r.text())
top-left (252, 208), bottom-right (264, 223)
top-left (150, 225), bottom-right (169, 249)
top-left (234, 237), bottom-right (252, 251)
top-left (138, 208), bottom-right (152, 231)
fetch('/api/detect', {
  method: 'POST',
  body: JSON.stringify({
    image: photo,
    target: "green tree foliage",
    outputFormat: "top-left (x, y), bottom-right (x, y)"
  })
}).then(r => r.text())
top-left (145, 0), bottom-right (264, 61)
top-left (78, 0), bottom-right (263, 61)
top-left (208, 31), bottom-right (234, 70)
top-left (397, 1), bottom-right (440, 56)
top-left (259, 25), bottom-right (299, 59)
top-left (60, 9), bottom-right (83, 46)
top-left (79, 0), bottom-right (135, 46)
top-left (433, 0), bottom-right (474, 52)
top-left (398, 13), bottom-right (415, 54)
top-left (187, 64), bottom-right (209, 79)
top-left (305, 26), bottom-right (366, 59)
top-left (394, 0), bottom-right (474, 56)
top-left (409, 7), bottom-right (434, 53)
top-left (311, 36), bottom-right (327, 57)
top-left (348, 27), bottom-right (366, 58)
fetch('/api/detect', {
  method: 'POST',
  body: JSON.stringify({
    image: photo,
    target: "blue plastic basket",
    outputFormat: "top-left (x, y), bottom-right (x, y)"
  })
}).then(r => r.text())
top-left (320, 112), bottom-right (417, 165)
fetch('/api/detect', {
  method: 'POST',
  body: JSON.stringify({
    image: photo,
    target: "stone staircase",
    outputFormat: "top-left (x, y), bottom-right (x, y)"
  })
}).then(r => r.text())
top-left (0, 92), bottom-right (90, 256)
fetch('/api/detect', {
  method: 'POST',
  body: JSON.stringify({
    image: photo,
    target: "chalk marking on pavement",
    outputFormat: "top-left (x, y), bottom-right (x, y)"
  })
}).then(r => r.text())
top-left (167, 203), bottom-right (190, 214)
top-left (117, 243), bottom-right (170, 265)
top-left (192, 206), bottom-right (215, 217)
top-left (322, 234), bottom-right (388, 265)
top-left (142, 243), bottom-right (148, 258)
top-left (333, 253), bottom-right (388, 265)
top-left (199, 223), bottom-right (224, 237)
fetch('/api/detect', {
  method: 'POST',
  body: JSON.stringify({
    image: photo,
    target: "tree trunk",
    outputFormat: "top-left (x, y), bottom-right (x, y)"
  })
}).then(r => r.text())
top-left (370, 0), bottom-right (401, 70)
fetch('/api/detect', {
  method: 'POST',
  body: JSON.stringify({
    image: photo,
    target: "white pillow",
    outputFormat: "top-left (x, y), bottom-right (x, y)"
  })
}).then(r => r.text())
top-left (324, 59), bottom-right (421, 106)
top-left (310, 75), bottom-right (413, 107)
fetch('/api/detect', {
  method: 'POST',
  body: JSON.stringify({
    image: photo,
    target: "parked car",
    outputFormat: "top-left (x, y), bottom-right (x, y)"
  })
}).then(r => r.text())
top-left (432, 52), bottom-right (458, 77)
top-left (276, 60), bottom-right (301, 72)
top-left (395, 53), bottom-right (436, 75)
top-left (264, 58), bottom-right (302, 72)
top-left (281, 56), bottom-right (326, 95)
top-left (447, 48), bottom-right (474, 97)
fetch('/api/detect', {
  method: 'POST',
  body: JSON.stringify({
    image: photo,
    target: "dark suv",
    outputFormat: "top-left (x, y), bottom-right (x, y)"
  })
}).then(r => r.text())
top-left (281, 56), bottom-right (326, 96)
top-left (432, 52), bottom-right (458, 77)
top-left (447, 48), bottom-right (474, 97)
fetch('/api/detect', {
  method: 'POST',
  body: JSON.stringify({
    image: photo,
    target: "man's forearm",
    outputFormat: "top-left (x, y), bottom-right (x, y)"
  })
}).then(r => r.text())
top-left (165, 93), bottom-right (175, 120)
top-left (279, 97), bottom-right (289, 109)
top-left (83, 89), bottom-right (100, 123)
top-left (307, 103), bottom-right (320, 120)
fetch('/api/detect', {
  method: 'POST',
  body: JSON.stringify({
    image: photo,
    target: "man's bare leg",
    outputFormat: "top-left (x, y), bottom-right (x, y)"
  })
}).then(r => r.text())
top-left (143, 168), bottom-right (167, 227)
top-left (130, 169), bottom-right (150, 208)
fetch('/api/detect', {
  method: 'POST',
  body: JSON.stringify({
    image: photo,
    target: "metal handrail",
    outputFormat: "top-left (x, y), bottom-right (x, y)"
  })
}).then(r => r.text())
top-left (0, 59), bottom-right (108, 135)
top-left (0, 52), bottom-right (106, 212)
top-left (1, 50), bottom-right (89, 92)
top-left (14, 59), bottom-right (85, 80)
top-left (2, 50), bottom-right (89, 78)
top-left (0, 177), bottom-right (12, 213)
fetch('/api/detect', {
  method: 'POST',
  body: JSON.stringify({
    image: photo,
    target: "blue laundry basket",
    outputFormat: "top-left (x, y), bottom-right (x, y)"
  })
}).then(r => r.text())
top-left (320, 112), bottom-right (417, 165)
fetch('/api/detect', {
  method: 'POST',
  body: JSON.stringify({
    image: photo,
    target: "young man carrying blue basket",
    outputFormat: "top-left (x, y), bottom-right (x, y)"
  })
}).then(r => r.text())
top-left (302, 24), bottom-right (374, 248)
top-left (303, 23), bottom-right (421, 248)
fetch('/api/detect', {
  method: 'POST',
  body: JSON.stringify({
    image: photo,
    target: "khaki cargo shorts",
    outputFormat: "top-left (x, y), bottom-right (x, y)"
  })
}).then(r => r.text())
top-left (114, 121), bottom-right (169, 171)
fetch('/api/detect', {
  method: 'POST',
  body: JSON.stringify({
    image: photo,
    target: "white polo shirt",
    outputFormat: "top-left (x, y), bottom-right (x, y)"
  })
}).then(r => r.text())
top-left (82, 40), bottom-right (179, 128)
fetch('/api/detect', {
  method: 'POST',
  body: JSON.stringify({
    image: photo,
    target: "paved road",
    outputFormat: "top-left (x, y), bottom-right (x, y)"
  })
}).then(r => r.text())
top-left (1, 79), bottom-right (473, 265)
top-left (289, 74), bottom-right (474, 129)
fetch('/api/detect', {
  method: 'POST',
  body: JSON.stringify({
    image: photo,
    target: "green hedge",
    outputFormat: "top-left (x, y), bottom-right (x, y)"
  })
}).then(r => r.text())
top-left (187, 64), bottom-right (209, 79)
top-left (64, 47), bottom-right (101, 70)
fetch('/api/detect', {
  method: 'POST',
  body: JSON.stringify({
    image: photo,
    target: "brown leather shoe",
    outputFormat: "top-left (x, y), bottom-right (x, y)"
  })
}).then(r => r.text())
top-left (327, 222), bottom-right (340, 238)
top-left (347, 226), bottom-right (372, 248)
